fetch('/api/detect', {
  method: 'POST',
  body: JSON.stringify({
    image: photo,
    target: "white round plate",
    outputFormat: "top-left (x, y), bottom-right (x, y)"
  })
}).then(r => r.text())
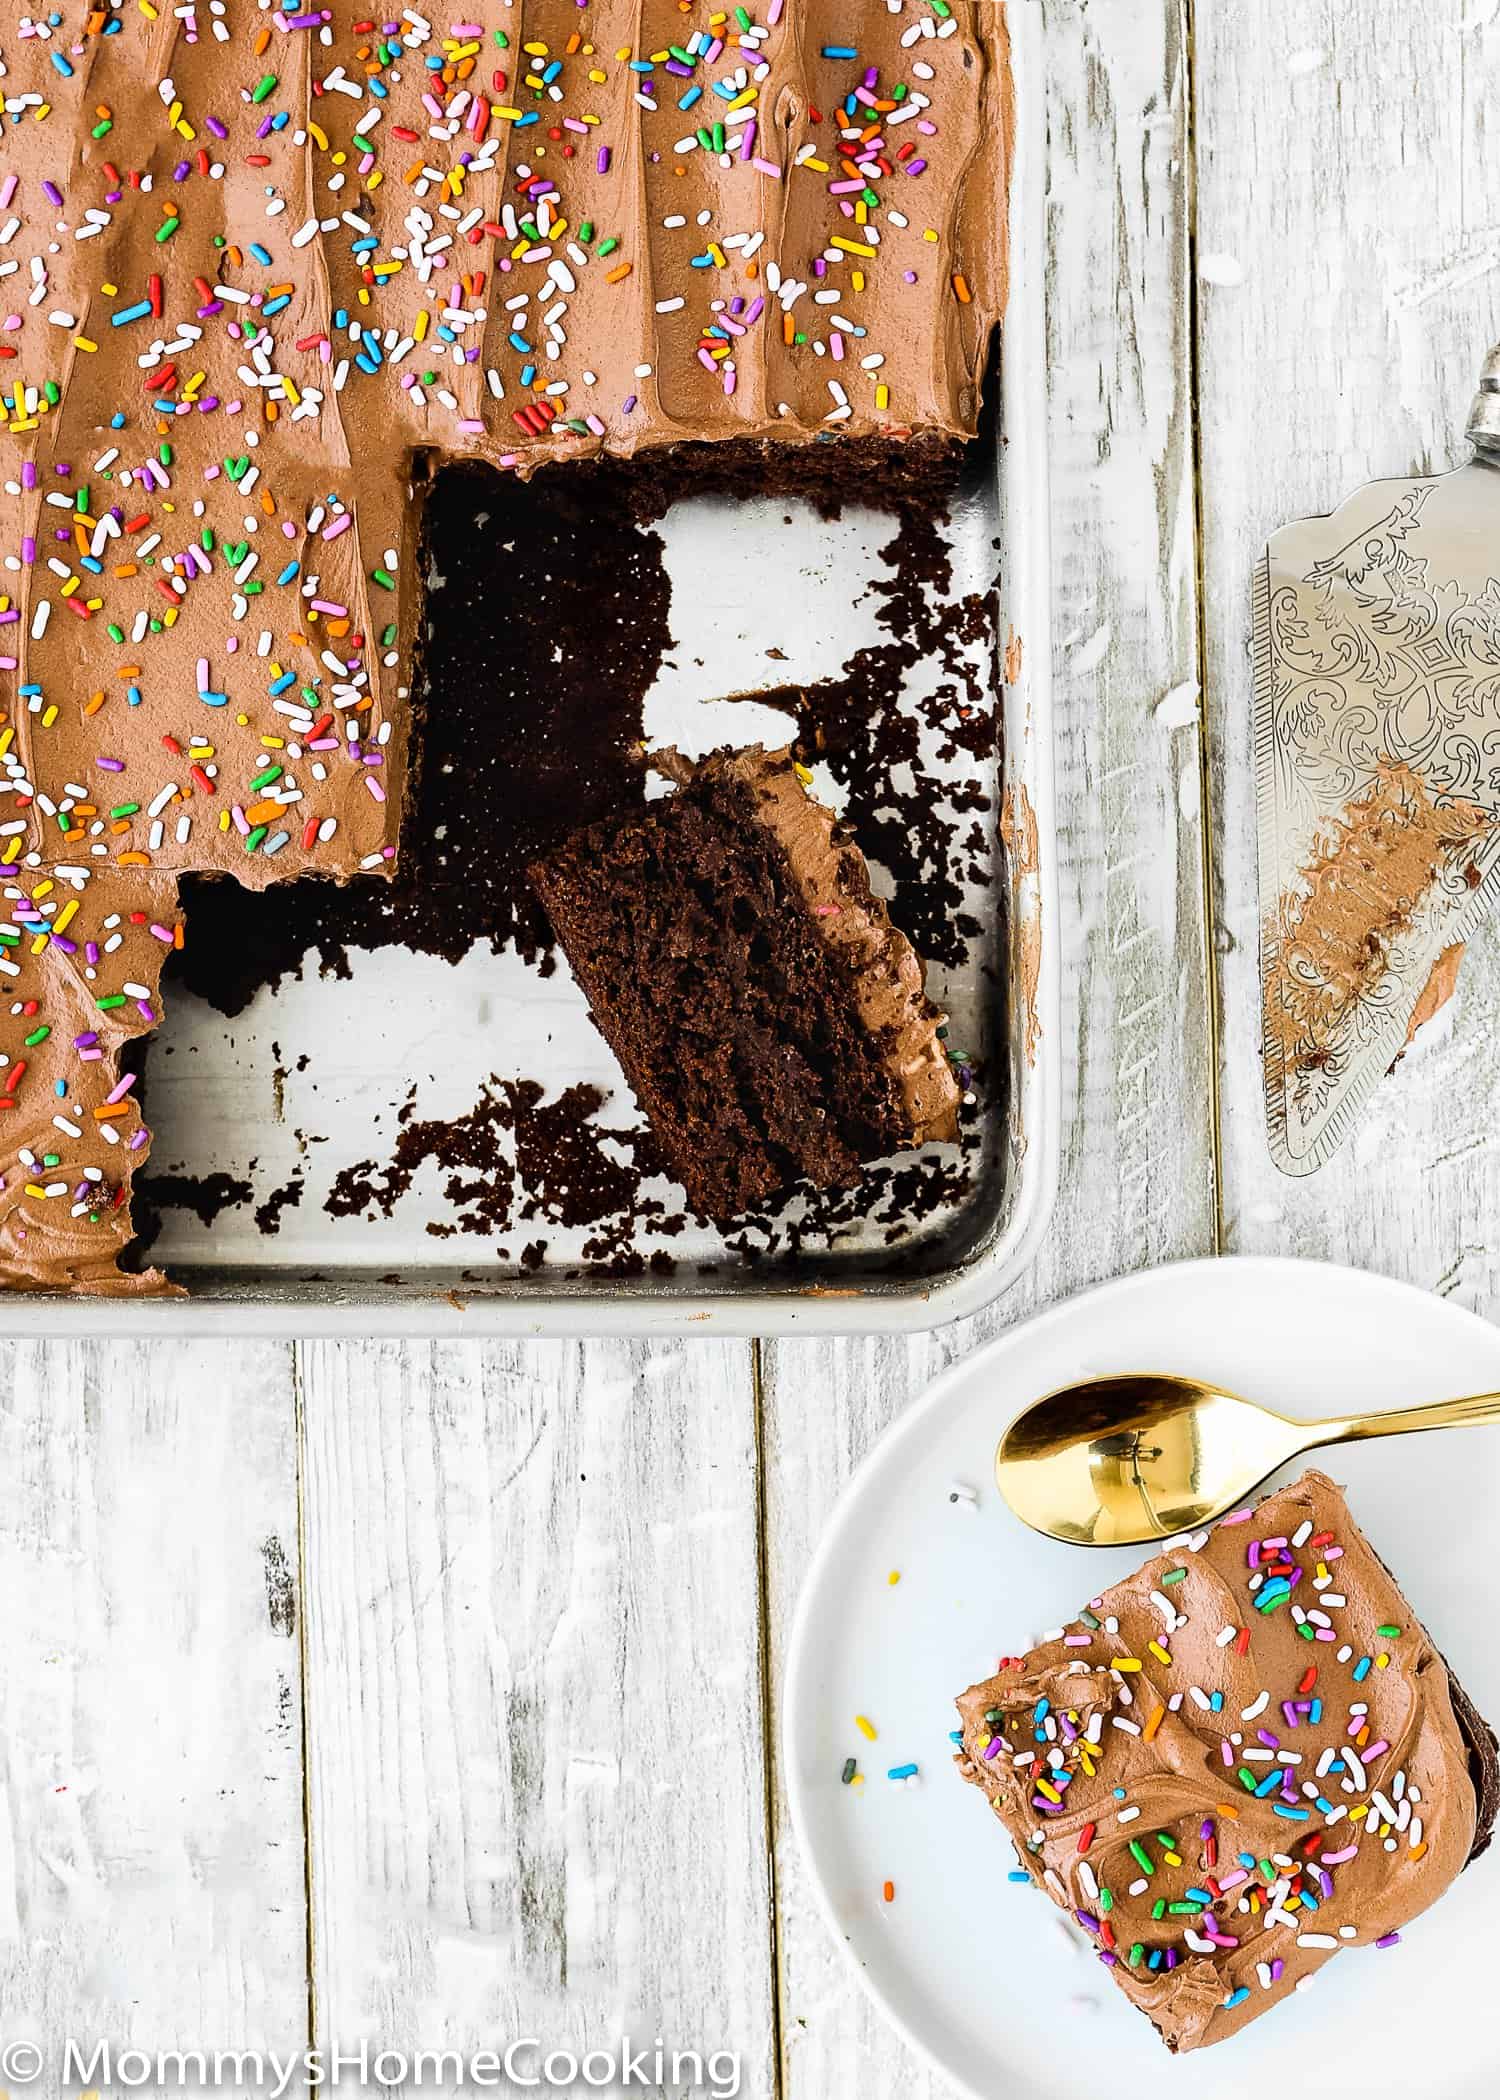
top-left (783, 1259), bottom-right (1500, 2100)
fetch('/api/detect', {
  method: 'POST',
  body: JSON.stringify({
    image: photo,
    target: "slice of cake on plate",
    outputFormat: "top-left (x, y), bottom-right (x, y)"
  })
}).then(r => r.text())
top-left (955, 1469), bottom-right (1500, 2051)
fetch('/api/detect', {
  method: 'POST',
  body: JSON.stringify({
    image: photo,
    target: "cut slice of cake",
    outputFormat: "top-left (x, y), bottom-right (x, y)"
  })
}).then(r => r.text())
top-left (954, 1469), bottom-right (1500, 2052)
top-left (529, 745), bottom-right (961, 1220)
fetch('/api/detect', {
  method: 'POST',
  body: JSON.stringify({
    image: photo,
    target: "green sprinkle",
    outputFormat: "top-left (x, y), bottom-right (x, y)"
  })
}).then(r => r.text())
top-left (23, 1025), bottom-right (50, 1047)
top-left (1168, 1901), bottom-right (1204, 1915)
top-left (108, 802), bottom-right (140, 818)
top-left (371, 567), bottom-right (396, 590)
top-left (1128, 1840), bottom-right (1153, 1876)
top-left (1238, 1767), bottom-right (1258, 1793)
top-left (96, 993), bottom-right (127, 1010)
top-left (1128, 1944), bottom-right (1145, 1969)
top-left (155, 217), bottom-right (180, 243)
top-left (1150, 1898), bottom-right (1165, 1921)
top-left (252, 72), bottom-right (278, 103)
top-left (597, 236), bottom-right (620, 257)
top-left (1161, 1568), bottom-right (1188, 1586)
top-left (1376, 1625), bottom-right (1402, 1639)
top-left (1078, 1609), bottom-right (1101, 1630)
top-left (248, 764), bottom-right (282, 791)
top-left (106, 622), bottom-right (124, 644)
top-left (1098, 1887), bottom-right (1113, 1914)
top-left (379, 623), bottom-right (397, 648)
top-left (579, 218), bottom-right (595, 243)
top-left (244, 824), bottom-right (268, 854)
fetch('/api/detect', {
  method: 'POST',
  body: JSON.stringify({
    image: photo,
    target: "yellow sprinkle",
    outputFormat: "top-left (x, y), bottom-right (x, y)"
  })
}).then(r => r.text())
top-left (30, 934), bottom-right (48, 955)
top-left (218, 808), bottom-right (231, 832)
top-left (803, 155), bottom-right (829, 172)
top-left (101, 282), bottom-right (118, 297)
top-left (40, 704), bottom-right (56, 727)
top-left (72, 335), bottom-right (98, 353)
top-left (1376, 1654), bottom-right (1391, 1669)
top-left (308, 121), bottom-right (328, 150)
top-left (0, 837), bottom-right (18, 863)
top-left (60, 577), bottom-right (79, 598)
top-left (887, 1571), bottom-right (900, 1587)
top-left (1148, 1640), bottom-right (1171, 1667)
top-left (24, 1182), bottom-right (48, 1198)
top-left (854, 1714), bottom-right (877, 1741)
top-left (875, 383), bottom-right (889, 410)
top-left (830, 236), bottom-right (876, 258)
top-left (1113, 1658), bottom-right (1143, 1672)
top-left (1034, 1778), bottom-right (1061, 1805)
top-left (923, 227), bottom-right (939, 243)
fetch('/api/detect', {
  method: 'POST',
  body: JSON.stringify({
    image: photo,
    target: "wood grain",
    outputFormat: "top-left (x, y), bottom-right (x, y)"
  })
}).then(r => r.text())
top-left (1198, 0), bottom-right (1500, 1312)
top-left (0, 1342), bottom-right (308, 2088)
top-left (761, 3), bottom-right (1214, 2091)
top-left (297, 1339), bottom-right (773, 2094)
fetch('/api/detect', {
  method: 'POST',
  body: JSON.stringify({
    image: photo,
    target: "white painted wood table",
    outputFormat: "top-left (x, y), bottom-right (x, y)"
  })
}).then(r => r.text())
top-left (5, 4), bottom-right (1499, 2094)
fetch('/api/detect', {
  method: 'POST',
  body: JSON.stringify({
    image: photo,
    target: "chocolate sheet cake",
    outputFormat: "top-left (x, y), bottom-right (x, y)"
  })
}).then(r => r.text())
top-left (0, 0), bottom-right (1013, 1289)
top-left (955, 1470), bottom-right (1500, 2052)
top-left (529, 745), bottom-right (960, 1218)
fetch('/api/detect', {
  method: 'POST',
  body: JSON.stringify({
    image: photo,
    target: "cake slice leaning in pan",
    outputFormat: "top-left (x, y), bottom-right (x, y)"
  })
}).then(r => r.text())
top-left (528, 745), bottom-right (962, 1221)
top-left (954, 1468), bottom-right (1500, 2052)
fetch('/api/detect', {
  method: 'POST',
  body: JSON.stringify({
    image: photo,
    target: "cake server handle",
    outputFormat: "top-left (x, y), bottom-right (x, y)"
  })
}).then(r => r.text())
top-left (1310, 1392), bottom-right (1500, 1444)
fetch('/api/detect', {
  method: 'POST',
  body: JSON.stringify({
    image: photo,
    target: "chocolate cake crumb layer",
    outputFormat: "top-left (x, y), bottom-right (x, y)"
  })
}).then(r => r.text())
top-left (956, 1470), bottom-right (1499, 2054)
top-left (530, 745), bottom-right (959, 1220)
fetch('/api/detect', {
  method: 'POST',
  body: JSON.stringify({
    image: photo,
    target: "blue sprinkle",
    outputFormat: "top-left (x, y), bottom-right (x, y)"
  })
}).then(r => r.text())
top-left (678, 85), bottom-right (702, 110)
top-left (248, 241), bottom-right (272, 265)
top-left (887, 1763), bottom-right (918, 1782)
top-left (1273, 1805), bottom-right (1311, 1822)
top-left (126, 685), bottom-right (142, 707)
top-left (822, 44), bottom-right (858, 59)
top-left (1223, 1987), bottom-right (1250, 2010)
top-left (1007, 1871), bottom-right (1030, 1883)
top-left (199, 689), bottom-right (228, 707)
top-left (1354, 1657), bottom-right (1372, 1683)
top-left (274, 565), bottom-right (299, 590)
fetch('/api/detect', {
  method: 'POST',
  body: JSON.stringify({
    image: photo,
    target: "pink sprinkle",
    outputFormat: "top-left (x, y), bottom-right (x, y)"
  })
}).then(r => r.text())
top-left (106, 1072), bottom-right (136, 1105)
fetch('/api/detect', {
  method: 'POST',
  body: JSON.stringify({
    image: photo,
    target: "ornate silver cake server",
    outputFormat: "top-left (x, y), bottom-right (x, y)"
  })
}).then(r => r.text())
top-left (1253, 346), bottom-right (1500, 1173)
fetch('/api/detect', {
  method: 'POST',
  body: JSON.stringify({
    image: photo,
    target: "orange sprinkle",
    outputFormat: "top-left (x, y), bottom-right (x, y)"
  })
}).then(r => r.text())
top-left (605, 262), bottom-right (632, 283)
top-left (952, 273), bottom-right (973, 304)
top-left (1142, 1704), bottom-right (1165, 1743)
top-left (93, 1102), bottom-right (132, 1122)
top-left (84, 690), bottom-right (106, 716)
top-left (881, 1880), bottom-right (894, 1903)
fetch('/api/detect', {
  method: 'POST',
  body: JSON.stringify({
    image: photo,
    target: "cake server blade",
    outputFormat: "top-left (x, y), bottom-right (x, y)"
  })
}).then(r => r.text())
top-left (1252, 344), bottom-right (1500, 1173)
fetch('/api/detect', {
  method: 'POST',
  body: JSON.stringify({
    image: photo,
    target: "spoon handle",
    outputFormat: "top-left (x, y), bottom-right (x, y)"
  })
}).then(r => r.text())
top-left (1313, 1391), bottom-right (1500, 1443)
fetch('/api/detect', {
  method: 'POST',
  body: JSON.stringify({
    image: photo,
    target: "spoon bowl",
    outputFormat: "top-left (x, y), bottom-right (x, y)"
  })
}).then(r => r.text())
top-left (995, 1371), bottom-right (1500, 1545)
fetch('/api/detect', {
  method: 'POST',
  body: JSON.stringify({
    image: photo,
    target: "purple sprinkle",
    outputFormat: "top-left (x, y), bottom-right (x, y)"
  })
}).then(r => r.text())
top-left (42, 179), bottom-right (63, 207)
top-left (1376, 1932), bottom-right (1402, 1949)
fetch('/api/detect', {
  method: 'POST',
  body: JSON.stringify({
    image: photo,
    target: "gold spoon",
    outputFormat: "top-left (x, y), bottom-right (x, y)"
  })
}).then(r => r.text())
top-left (994, 1373), bottom-right (1500, 1546)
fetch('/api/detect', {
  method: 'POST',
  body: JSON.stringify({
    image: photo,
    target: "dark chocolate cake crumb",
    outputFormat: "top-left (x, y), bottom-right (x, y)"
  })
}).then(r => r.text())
top-left (254, 1175), bottom-right (305, 1237)
top-left (325, 1076), bottom-right (663, 1264)
top-left (138, 1169), bottom-right (253, 1230)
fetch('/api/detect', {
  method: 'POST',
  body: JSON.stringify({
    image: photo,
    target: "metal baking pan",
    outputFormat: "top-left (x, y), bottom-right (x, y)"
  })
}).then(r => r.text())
top-left (6, 5), bottom-right (1057, 1337)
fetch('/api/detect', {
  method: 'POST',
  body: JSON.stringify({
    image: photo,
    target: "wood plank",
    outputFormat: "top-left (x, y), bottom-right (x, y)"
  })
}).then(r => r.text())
top-left (762, 2), bottom-right (1212, 2090)
top-left (1198, 0), bottom-right (1500, 1298)
top-left (0, 1341), bottom-right (309, 2089)
top-left (299, 1339), bottom-right (772, 2097)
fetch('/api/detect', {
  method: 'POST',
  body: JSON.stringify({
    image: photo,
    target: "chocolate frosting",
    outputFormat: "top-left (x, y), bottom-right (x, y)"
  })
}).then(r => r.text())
top-left (956, 1471), bottom-right (1486, 2051)
top-left (657, 743), bottom-right (959, 1143)
top-left (0, 0), bottom-right (1009, 1287)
